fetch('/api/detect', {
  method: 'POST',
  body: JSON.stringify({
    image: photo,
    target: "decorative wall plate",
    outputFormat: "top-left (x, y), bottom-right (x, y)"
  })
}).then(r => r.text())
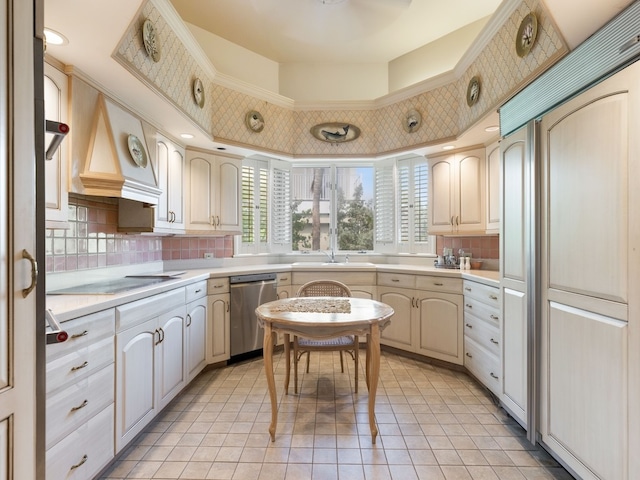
top-left (127, 134), bottom-right (148, 168)
top-left (516, 12), bottom-right (538, 58)
top-left (466, 76), bottom-right (481, 107)
top-left (142, 19), bottom-right (160, 63)
top-left (404, 109), bottom-right (422, 133)
top-left (245, 110), bottom-right (264, 132)
top-left (193, 78), bottom-right (205, 108)
top-left (310, 123), bottom-right (360, 143)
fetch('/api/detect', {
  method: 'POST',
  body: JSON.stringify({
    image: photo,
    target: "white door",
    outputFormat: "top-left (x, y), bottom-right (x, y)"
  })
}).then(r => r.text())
top-left (0, 0), bottom-right (38, 478)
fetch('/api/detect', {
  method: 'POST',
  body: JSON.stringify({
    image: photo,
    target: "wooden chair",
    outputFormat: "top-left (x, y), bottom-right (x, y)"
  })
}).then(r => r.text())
top-left (290, 280), bottom-right (359, 394)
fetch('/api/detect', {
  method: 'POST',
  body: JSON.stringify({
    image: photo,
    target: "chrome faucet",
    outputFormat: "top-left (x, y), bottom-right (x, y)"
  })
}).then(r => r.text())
top-left (323, 249), bottom-right (337, 263)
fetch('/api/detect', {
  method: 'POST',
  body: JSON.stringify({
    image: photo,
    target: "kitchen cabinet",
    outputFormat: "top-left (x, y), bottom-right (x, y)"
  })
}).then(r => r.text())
top-left (377, 272), bottom-right (463, 364)
top-left (45, 308), bottom-right (115, 480)
top-left (462, 280), bottom-right (501, 396)
top-left (537, 63), bottom-right (637, 480)
top-left (44, 62), bottom-right (69, 228)
top-left (154, 134), bottom-right (185, 231)
top-left (207, 277), bottom-right (230, 363)
top-left (185, 148), bottom-right (242, 234)
top-left (485, 140), bottom-right (500, 233)
top-left (427, 147), bottom-right (485, 234)
top-left (186, 281), bottom-right (208, 382)
top-left (115, 288), bottom-right (186, 452)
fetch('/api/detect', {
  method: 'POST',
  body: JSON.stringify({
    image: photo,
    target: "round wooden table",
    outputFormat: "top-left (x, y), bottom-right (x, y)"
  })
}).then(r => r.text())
top-left (256, 296), bottom-right (393, 444)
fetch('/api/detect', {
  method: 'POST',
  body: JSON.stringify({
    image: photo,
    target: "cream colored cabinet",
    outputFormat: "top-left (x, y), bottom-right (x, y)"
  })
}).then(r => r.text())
top-left (485, 140), bottom-right (500, 233)
top-left (538, 63), bottom-right (639, 480)
top-left (185, 148), bottom-right (242, 234)
top-left (207, 278), bottom-right (230, 363)
top-left (428, 147), bottom-right (486, 234)
top-left (377, 272), bottom-right (463, 364)
top-left (276, 272), bottom-right (292, 300)
top-left (115, 288), bottom-right (186, 452)
top-left (463, 280), bottom-right (501, 396)
top-left (186, 281), bottom-right (208, 382)
top-left (154, 134), bottom-right (185, 232)
top-left (44, 62), bottom-right (69, 228)
top-left (45, 309), bottom-right (115, 480)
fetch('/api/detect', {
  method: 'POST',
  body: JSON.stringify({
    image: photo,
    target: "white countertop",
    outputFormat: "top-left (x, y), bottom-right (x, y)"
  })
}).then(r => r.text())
top-left (46, 263), bottom-right (499, 321)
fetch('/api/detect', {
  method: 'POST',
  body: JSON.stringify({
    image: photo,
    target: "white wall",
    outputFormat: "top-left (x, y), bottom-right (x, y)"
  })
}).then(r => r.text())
top-left (185, 22), bottom-right (280, 93)
top-left (389, 17), bottom-right (489, 92)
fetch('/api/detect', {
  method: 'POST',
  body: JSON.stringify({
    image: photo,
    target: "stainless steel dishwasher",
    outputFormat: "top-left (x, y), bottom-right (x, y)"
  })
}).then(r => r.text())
top-left (229, 272), bottom-right (277, 361)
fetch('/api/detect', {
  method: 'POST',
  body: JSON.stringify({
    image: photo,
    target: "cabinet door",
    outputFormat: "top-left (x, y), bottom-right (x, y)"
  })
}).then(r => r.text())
top-left (186, 151), bottom-right (215, 231)
top-left (207, 294), bottom-right (230, 363)
top-left (485, 141), bottom-right (500, 233)
top-left (377, 287), bottom-right (414, 351)
top-left (115, 317), bottom-right (158, 452)
top-left (417, 292), bottom-right (463, 364)
top-left (455, 149), bottom-right (485, 232)
top-left (155, 136), bottom-right (185, 230)
top-left (44, 63), bottom-right (69, 228)
top-left (502, 288), bottom-right (526, 424)
top-left (215, 155), bottom-right (241, 232)
top-left (428, 157), bottom-right (454, 233)
top-left (186, 298), bottom-right (207, 382)
top-left (157, 306), bottom-right (186, 410)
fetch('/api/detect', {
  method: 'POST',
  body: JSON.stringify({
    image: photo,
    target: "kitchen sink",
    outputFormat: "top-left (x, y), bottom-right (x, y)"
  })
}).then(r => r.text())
top-left (291, 262), bottom-right (375, 268)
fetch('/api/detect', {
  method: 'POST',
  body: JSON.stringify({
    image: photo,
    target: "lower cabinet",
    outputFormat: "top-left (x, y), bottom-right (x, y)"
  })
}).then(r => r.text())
top-left (186, 295), bottom-right (207, 382)
top-left (377, 286), bottom-right (414, 351)
top-left (45, 308), bottom-right (115, 480)
top-left (207, 279), bottom-right (230, 364)
top-left (416, 291), bottom-right (463, 364)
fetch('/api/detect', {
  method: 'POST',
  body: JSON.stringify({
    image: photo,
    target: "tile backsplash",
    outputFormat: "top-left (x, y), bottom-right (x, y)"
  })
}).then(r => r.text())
top-left (45, 195), bottom-right (233, 273)
top-left (436, 235), bottom-right (499, 260)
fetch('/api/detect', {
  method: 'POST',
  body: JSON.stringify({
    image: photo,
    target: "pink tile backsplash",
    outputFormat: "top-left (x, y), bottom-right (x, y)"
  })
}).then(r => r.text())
top-left (436, 234), bottom-right (499, 260)
top-left (46, 195), bottom-right (234, 273)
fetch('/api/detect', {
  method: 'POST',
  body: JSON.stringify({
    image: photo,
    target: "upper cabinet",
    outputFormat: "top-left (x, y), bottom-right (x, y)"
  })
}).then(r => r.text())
top-left (154, 134), bottom-right (185, 232)
top-left (185, 149), bottom-right (242, 235)
top-left (428, 147), bottom-right (486, 234)
top-left (485, 140), bottom-right (500, 233)
top-left (44, 63), bottom-right (69, 228)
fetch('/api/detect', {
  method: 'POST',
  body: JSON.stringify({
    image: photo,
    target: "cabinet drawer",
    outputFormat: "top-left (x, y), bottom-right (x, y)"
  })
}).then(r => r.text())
top-left (46, 336), bottom-right (114, 394)
top-left (376, 272), bottom-right (415, 289)
top-left (46, 404), bottom-right (114, 480)
top-left (276, 272), bottom-right (292, 286)
top-left (46, 309), bottom-right (115, 361)
top-left (207, 277), bottom-right (230, 294)
top-left (464, 296), bottom-right (500, 328)
top-left (46, 364), bottom-right (114, 449)
top-left (464, 312), bottom-right (500, 357)
top-left (464, 337), bottom-right (500, 395)
top-left (415, 275), bottom-right (462, 294)
top-left (186, 280), bottom-right (207, 303)
top-left (293, 271), bottom-right (376, 287)
top-left (116, 287), bottom-right (185, 332)
top-left (463, 280), bottom-right (500, 308)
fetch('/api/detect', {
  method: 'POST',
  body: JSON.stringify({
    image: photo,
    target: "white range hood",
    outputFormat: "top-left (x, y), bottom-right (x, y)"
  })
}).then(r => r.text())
top-left (69, 76), bottom-right (161, 205)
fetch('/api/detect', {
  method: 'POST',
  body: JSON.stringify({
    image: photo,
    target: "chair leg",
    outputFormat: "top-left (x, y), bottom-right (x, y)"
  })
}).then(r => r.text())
top-left (339, 351), bottom-right (344, 373)
top-left (306, 350), bottom-right (311, 373)
top-left (293, 338), bottom-right (299, 394)
top-left (354, 343), bottom-right (359, 394)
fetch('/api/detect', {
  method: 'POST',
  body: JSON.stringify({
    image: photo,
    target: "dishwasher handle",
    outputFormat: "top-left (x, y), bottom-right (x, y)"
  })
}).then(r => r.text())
top-left (230, 280), bottom-right (277, 289)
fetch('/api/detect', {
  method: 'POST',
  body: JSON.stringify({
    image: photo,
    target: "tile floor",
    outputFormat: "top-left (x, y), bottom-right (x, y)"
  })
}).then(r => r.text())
top-left (99, 350), bottom-right (574, 480)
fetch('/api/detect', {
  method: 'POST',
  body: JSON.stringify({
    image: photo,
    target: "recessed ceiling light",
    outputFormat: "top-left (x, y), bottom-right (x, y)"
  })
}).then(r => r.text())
top-left (442, 145), bottom-right (455, 150)
top-left (180, 133), bottom-right (194, 139)
top-left (44, 28), bottom-right (68, 46)
top-left (484, 125), bottom-right (499, 132)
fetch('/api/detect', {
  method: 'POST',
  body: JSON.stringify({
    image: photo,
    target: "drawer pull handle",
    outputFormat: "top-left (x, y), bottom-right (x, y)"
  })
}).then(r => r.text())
top-left (490, 372), bottom-right (499, 379)
top-left (465, 323), bottom-right (473, 329)
top-left (71, 330), bottom-right (89, 339)
top-left (70, 454), bottom-right (88, 470)
top-left (465, 352), bottom-right (473, 358)
top-left (490, 314), bottom-right (499, 320)
top-left (71, 361), bottom-right (89, 371)
top-left (195, 289), bottom-right (202, 294)
top-left (70, 399), bottom-right (88, 412)
top-left (280, 277), bottom-right (289, 281)
top-left (213, 284), bottom-right (224, 288)
top-left (434, 282), bottom-right (444, 286)
top-left (465, 304), bottom-right (472, 308)
top-left (391, 278), bottom-right (400, 282)
top-left (465, 287), bottom-right (471, 292)
top-left (490, 338), bottom-right (499, 345)
top-left (489, 295), bottom-right (498, 300)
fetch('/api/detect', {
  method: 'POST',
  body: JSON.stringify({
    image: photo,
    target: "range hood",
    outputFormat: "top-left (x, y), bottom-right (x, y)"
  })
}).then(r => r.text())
top-left (69, 79), bottom-right (161, 205)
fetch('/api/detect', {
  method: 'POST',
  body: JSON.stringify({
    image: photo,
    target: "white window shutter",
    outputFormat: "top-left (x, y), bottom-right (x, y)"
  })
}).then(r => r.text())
top-left (270, 159), bottom-right (291, 253)
top-left (374, 159), bottom-right (395, 252)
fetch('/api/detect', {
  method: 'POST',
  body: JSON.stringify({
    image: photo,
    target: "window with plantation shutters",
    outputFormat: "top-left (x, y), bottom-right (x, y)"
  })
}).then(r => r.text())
top-left (397, 155), bottom-right (431, 253)
top-left (374, 159), bottom-right (395, 251)
top-left (239, 158), bottom-right (269, 254)
top-left (270, 159), bottom-right (291, 252)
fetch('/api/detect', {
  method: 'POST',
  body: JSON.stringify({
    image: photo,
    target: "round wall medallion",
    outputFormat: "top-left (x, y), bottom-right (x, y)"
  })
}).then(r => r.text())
top-left (193, 78), bottom-right (205, 108)
top-left (245, 110), bottom-right (264, 132)
top-left (466, 76), bottom-right (481, 107)
top-left (516, 12), bottom-right (538, 58)
top-left (127, 134), bottom-right (148, 168)
top-left (404, 109), bottom-right (422, 133)
top-left (142, 19), bottom-right (161, 62)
